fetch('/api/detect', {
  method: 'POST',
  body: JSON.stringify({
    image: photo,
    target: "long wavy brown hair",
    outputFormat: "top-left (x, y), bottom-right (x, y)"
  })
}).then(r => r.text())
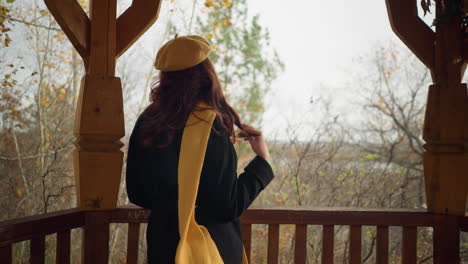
top-left (140, 58), bottom-right (242, 148)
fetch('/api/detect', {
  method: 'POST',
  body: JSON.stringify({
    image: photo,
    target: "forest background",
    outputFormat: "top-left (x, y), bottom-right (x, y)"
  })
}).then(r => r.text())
top-left (0, 0), bottom-right (467, 263)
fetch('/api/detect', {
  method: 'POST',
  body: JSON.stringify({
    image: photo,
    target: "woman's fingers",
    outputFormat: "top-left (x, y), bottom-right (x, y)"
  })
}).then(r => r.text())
top-left (238, 131), bottom-right (249, 137)
top-left (239, 124), bottom-right (262, 136)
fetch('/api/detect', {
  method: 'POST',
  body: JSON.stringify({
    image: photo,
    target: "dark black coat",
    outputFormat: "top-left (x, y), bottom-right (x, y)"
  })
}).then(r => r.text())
top-left (126, 111), bottom-right (275, 264)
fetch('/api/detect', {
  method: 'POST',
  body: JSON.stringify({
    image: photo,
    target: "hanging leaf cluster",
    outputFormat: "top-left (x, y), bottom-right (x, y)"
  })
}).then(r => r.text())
top-left (420, 0), bottom-right (464, 26)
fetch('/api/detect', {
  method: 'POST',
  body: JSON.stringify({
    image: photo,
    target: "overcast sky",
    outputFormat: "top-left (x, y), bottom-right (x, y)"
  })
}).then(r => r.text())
top-left (247, 0), bottom-right (401, 138)
top-left (235, 0), bottom-right (436, 140)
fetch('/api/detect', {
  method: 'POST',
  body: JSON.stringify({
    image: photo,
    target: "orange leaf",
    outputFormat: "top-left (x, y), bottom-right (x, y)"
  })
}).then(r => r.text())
top-left (223, 17), bottom-right (231, 26)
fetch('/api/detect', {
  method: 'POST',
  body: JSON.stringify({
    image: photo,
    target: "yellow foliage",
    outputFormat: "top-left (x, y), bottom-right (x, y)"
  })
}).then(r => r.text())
top-left (78, 0), bottom-right (89, 9)
top-left (54, 32), bottom-right (65, 42)
top-left (59, 88), bottom-right (66, 94)
top-left (215, 22), bottom-right (222, 28)
top-left (16, 187), bottom-right (25, 197)
top-left (204, 0), bottom-right (216, 8)
top-left (220, 0), bottom-right (231, 7)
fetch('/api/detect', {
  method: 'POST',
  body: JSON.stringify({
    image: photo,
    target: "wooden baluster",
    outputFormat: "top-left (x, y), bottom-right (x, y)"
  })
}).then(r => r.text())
top-left (402, 226), bottom-right (417, 264)
top-left (322, 225), bottom-right (334, 264)
top-left (376, 226), bottom-right (389, 264)
top-left (267, 224), bottom-right (279, 264)
top-left (294, 224), bottom-right (307, 264)
top-left (433, 215), bottom-right (460, 264)
top-left (31, 235), bottom-right (45, 264)
top-left (0, 244), bottom-right (12, 264)
top-left (242, 223), bottom-right (252, 262)
top-left (83, 211), bottom-right (110, 263)
top-left (349, 225), bottom-right (361, 264)
top-left (57, 230), bottom-right (71, 264)
top-left (127, 223), bottom-right (140, 264)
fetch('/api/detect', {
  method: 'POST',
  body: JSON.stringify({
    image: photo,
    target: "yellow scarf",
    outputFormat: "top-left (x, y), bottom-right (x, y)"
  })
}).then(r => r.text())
top-left (176, 104), bottom-right (248, 264)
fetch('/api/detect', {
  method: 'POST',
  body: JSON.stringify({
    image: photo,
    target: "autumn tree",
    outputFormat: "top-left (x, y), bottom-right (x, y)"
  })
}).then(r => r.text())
top-left (196, 0), bottom-right (284, 127)
top-left (0, 0), bottom-right (87, 261)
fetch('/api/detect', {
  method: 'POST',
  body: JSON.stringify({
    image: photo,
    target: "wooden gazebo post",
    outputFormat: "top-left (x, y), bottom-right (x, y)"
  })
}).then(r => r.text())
top-left (43, 1), bottom-right (162, 262)
top-left (386, 0), bottom-right (467, 263)
top-left (43, 0), bottom-right (162, 210)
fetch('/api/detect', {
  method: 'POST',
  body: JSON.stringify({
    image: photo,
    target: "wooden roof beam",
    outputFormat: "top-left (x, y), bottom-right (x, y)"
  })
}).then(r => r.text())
top-left (386, 0), bottom-right (435, 73)
top-left (116, 0), bottom-right (162, 57)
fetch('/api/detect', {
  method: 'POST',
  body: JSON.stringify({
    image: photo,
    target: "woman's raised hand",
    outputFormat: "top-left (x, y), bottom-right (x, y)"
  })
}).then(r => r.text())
top-left (237, 124), bottom-right (270, 162)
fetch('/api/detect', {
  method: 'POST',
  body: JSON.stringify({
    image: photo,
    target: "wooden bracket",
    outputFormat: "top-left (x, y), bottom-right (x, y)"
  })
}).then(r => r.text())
top-left (44, 0), bottom-right (90, 66)
top-left (386, 0), bottom-right (435, 71)
top-left (44, 0), bottom-right (162, 69)
top-left (116, 0), bottom-right (162, 57)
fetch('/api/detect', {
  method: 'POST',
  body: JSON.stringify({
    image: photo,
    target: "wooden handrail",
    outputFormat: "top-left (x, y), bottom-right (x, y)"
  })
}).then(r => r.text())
top-left (240, 207), bottom-right (435, 226)
top-left (0, 207), bottom-right (466, 263)
top-left (0, 208), bottom-right (83, 247)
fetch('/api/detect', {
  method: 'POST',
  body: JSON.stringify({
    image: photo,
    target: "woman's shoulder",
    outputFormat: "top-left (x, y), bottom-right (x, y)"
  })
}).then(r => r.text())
top-left (211, 116), bottom-right (231, 137)
top-left (139, 103), bottom-right (156, 120)
top-left (133, 103), bottom-right (160, 130)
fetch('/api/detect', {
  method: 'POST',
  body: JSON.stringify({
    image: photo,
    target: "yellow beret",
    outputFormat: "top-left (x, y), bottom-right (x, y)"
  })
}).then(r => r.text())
top-left (154, 35), bottom-right (212, 72)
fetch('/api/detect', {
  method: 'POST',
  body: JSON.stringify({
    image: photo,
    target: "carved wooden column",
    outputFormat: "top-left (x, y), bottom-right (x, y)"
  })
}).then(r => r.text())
top-left (44, 0), bottom-right (162, 210)
top-left (386, 0), bottom-right (467, 263)
top-left (423, 1), bottom-right (467, 216)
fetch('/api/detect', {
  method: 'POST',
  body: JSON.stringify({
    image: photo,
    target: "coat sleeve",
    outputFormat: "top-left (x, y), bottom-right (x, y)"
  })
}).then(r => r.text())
top-left (196, 125), bottom-right (275, 221)
top-left (125, 118), bottom-right (153, 209)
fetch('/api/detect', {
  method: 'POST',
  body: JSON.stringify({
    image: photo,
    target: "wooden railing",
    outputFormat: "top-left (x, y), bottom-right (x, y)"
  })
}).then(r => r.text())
top-left (241, 208), bottom-right (467, 264)
top-left (0, 206), bottom-right (467, 263)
